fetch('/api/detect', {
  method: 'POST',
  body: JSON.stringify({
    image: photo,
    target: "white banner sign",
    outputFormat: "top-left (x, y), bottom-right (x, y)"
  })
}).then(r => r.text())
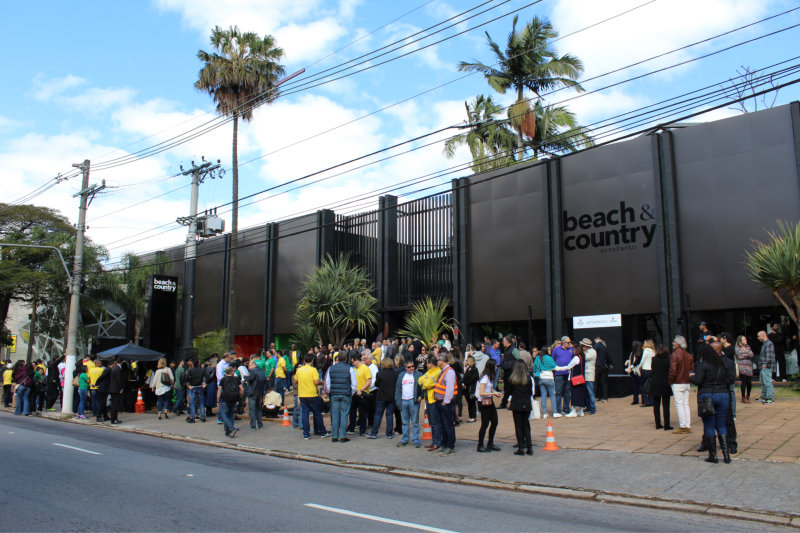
top-left (573, 313), bottom-right (621, 329)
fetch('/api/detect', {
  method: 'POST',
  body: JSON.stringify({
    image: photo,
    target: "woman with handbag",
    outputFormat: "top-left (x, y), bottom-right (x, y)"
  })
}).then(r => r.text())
top-left (555, 344), bottom-right (587, 417)
top-left (475, 359), bottom-right (502, 453)
top-left (507, 360), bottom-right (534, 456)
top-left (637, 339), bottom-right (656, 407)
top-left (461, 355), bottom-right (479, 423)
top-left (150, 358), bottom-right (174, 420)
top-left (691, 343), bottom-right (736, 464)
top-left (76, 365), bottom-right (90, 419)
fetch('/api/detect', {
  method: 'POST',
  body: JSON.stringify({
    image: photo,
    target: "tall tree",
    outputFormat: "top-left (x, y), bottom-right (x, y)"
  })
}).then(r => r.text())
top-left (195, 25), bottom-right (285, 346)
top-left (443, 95), bottom-right (517, 173)
top-left (459, 15), bottom-right (586, 159)
top-left (524, 101), bottom-right (594, 159)
top-left (745, 221), bottom-right (800, 327)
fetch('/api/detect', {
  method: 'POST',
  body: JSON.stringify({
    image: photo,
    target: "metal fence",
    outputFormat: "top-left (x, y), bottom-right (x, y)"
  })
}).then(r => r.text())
top-left (334, 209), bottom-right (379, 290)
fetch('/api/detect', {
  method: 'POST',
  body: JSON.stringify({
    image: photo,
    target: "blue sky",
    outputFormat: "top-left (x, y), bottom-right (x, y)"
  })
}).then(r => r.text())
top-left (3, 0), bottom-right (799, 265)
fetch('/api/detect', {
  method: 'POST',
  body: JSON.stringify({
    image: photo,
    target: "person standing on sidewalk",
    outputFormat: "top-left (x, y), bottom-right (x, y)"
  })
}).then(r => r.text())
top-left (499, 336), bottom-right (518, 409)
top-left (433, 353), bottom-right (458, 456)
top-left (637, 340), bottom-right (655, 407)
top-left (347, 356), bottom-right (372, 436)
top-left (593, 337), bottom-right (611, 403)
top-left (719, 333), bottom-right (739, 454)
top-left (533, 348), bottom-right (557, 418)
top-left (94, 360), bottom-right (111, 423)
top-left (461, 355), bottom-right (479, 423)
top-left (691, 342), bottom-right (735, 464)
top-left (581, 339), bottom-right (597, 414)
top-left (669, 336), bottom-right (694, 434)
top-left (184, 359), bottom-right (206, 423)
top-left (507, 360), bottom-right (534, 456)
top-left (245, 359), bottom-right (266, 431)
top-left (217, 366), bottom-right (242, 438)
top-left (420, 356), bottom-right (442, 452)
top-left (649, 345), bottom-right (673, 431)
top-left (768, 323), bottom-right (786, 382)
top-left (476, 359), bottom-right (502, 453)
top-left (325, 352), bottom-right (356, 442)
top-left (552, 337), bottom-right (574, 416)
top-left (734, 336), bottom-right (754, 403)
top-left (369, 358), bottom-right (398, 439)
top-left (756, 330), bottom-right (775, 404)
top-left (293, 354), bottom-right (330, 440)
top-left (625, 341), bottom-right (643, 405)
top-left (172, 359), bottom-right (186, 415)
top-left (108, 359), bottom-right (124, 425)
top-left (394, 359), bottom-right (423, 448)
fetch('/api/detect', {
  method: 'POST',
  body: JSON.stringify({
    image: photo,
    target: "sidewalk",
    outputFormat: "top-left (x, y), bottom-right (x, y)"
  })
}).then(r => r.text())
top-left (12, 391), bottom-right (800, 525)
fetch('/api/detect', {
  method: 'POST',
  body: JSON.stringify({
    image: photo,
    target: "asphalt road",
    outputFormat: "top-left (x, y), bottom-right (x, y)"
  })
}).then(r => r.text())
top-left (0, 413), bottom-right (792, 532)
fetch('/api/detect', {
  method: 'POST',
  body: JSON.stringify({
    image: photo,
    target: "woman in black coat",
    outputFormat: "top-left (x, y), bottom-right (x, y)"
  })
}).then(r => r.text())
top-left (649, 345), bottom-right (673, 430)
top-left (508, 360), bottom-right (534, 456)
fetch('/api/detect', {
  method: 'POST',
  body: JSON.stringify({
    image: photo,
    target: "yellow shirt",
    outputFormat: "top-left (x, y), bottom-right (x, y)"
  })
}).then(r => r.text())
top-left (371, 348), bottom-right (381, 365)
top-left (3, 369), bottom-right (12, 385)
top-left (295, 365), bottom-right (320, 398)
top-left (419, 367), bottom-right (441, 403)
top-left (355, 364), bottom-right (372, 392)
top-left (83, 359), bottom-right (95, 371)
top-left (291, 351), bottom-right (298, 367)
top-left (276, 357), bottom-right (287, 379)
top-left (88, 366), bottom-right (104, 389)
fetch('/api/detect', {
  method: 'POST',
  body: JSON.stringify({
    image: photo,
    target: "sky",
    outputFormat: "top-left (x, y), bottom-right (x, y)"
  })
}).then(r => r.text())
top-left (2, 0), bottom-right (799, 267)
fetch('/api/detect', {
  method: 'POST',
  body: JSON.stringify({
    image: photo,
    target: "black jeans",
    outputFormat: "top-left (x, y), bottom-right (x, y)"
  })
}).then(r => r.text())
top-left (740, 375), bottom-right (752, 398)
top-left (500, 373), bottom-right (512, 407)
top-left (95, 392), bottom-right (108, 420)
top-left (477, 402), bottom-right (498, 445)
top-left (466, 396), bottom-right (477, 419)
top-left (595, 368), bottom-right (609, 400)
top-left (640, 370), bottom-right (652, 405)
top-left (512, 410), bottom-right (531, 449)
top-left (348, 394), bottom-right (369, 434)
top-left (652, 395), bottom-right (670, 428)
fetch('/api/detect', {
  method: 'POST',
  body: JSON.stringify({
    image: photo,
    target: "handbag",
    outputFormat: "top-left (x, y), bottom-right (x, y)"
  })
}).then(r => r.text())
top-left (480, 397), bottom-right (494, 406)
top-left (160, 371), bottom-right (173, 386)
top-left (570, 357), bottom-right (586, 386)
top-left (697, 395), bottom-right (715, 417)
top-left (530, 398), bottom-right (541, 420)
top-left (72, 376), bottom-right (80, 388)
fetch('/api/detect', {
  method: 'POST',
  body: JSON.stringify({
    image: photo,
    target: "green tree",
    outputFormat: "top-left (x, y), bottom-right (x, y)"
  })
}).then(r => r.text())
top-left (458, 15), bottom-right (586, 159)
top-left (745, 220), bottom-right (800, 327)
top-left (295, 254), bottom-right (378, 347)
top-left (108, 252), bottom-right (166, 344)
top-left (524, 101), bottom-right (594, 159)
top-left (194, 328), bottom-right (228, 362)
top-left (195, 25), bottom-right (285, 345)
top-left (397, 297), bottom-right (456, 346)
top-left (443, 94), bottom-right (517, 173)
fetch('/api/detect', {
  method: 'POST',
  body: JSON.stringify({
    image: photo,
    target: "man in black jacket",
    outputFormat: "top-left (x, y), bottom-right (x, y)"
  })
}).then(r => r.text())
top-left (95, 361), bottom-right (111, 422)
top-left (108, 359), bottom-right (124, 424)
top-left (185, 359), bottom-right (207, 423)
top-left (499, 336), bottom-right (518, 409)
top-left (594, 337), bottom-right (611, 403)
top-left (245, 359), bottom-right (266, 430)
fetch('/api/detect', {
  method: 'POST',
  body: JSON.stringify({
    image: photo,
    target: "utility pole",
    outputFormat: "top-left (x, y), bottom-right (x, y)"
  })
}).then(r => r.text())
top-left (62, 160), bottom-right (105, 414)
top-left (177, 158), bottom-right (222, 360)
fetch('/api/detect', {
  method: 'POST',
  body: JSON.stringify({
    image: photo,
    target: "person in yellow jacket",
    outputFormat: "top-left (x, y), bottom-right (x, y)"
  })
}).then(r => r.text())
top-left (418, 355), bottom-right (442, 451)
top-left (3, 364), bottom-right (13, 407)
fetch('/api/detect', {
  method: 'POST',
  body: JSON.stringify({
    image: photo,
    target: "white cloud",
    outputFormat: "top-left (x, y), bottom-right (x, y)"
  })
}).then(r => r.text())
top-left (32, 74), bottom-right (85, 101)
top-left (0, 114), bottom-right (22, 129)
top-left (277, 19), bottom-right (348, 64)
top-left (64, 87), bottom-right (137, 111)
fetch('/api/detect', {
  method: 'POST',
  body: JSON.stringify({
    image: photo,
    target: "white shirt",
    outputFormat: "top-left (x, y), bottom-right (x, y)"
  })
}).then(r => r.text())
top-left (368, 363), bottom-right (378, 392)
top-left (401, 372), bottom-right (416, 400)
top-left (478, 375), bottom-right (494, 399)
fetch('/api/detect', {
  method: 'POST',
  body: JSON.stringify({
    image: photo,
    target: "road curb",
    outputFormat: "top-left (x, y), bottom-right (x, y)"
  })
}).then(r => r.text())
top-left (16, 410), bottom-right (800, 529)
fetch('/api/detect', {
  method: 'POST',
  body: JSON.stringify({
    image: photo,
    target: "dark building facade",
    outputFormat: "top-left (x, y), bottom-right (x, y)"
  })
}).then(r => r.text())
top-left (145, 103), bottom-right (800, 366)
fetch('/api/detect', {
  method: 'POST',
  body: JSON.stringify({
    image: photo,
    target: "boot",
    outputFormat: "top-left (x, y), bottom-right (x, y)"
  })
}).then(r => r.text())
top-left (487, 442), bottom-right (501, 452)
top-left (746, 394), bottom-right (750, 404)
top-left (718, 435), bottom-right (731, 464)
top-left (477, 443), bottom-right (489, 453)
top-left (696, 438), bottom-right (708, 452)
top-left (703, 437), bottom-right (718, 464)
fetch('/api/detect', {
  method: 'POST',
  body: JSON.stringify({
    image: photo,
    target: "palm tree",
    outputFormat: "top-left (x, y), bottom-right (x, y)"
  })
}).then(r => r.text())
top-left (525, 101), bottom-right (594, 159)
top-left (195, 26), bottom-right (285, 345)
top-left (397, 297), bottom-right (456, 346)
top-left (443, 95), bottom-right (517, 173)
top-left (745, 221), bottom-right (800, 327)
top-left (458, 15), bottom-right (585, 159)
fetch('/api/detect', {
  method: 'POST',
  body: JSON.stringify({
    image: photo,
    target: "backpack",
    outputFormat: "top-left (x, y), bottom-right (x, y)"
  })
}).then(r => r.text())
top-left (283, 355), bottom-right (294, 373)
top-left (221, 376), bottom-right (240, 403)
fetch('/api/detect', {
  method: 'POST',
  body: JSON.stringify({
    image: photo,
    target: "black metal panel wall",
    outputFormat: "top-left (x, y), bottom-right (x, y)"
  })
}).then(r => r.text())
top-left (468, 164), bottom-right (547, 323)
top-left (673, 104), bottom-right (800, 311)
top-left (334, 210), bottom-right (379, 292)
top-left (273, 214), bottom-right (318, 334)
top-left (561, 135), bottom-right (661, 317)
top-left (192, 235), bottom-right (227, 335)
top-left (231, 225), bottom-right (267, 337)
top-left (396, 192), bottom-right (453, 306)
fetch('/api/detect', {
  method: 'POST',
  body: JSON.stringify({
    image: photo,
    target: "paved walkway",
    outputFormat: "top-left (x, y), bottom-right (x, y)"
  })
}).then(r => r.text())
top-left (19, 390), bottom-right (796, 520)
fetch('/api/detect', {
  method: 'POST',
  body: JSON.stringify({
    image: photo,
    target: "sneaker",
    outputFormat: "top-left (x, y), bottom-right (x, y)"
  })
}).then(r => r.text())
top-left (250, 427), bottom-right (257, 431)
top-left (332, 438), bottom-right (339, 442)
top-left (565, 411), bottom-right (578, 418)
top-left (438, 448), bottom-right (454, 456)
top-left (414, 443), bottom-right (421, 448)
top-left (366, 434), bottom-right (377, 439)
top-left (552, 412), bottom-right (563, 418)
top-left (321, 432), bottom-right (332, 438)
top-left (764, 400), bottom-right (774, 404)
top-left (217, 419), bottom-right (223, 424)
top-left (303, 436), bottom-right (310, 440)
top-left (578, 410), bottom-right (584, 417)
top-left (346, 430), bottom-right (355, 435)
top-left (229, 428), bottom-right (238, 438)
top-left (186, 417), bottom-right (195, 423)
top-left (542, 413), bottom-right (548, 419)
top-left (386, 435), bottom-right (393, 439)
top-left (397, 442), bottom-right (408, 447)
top-left (340, 438), bottom-right (351, 443)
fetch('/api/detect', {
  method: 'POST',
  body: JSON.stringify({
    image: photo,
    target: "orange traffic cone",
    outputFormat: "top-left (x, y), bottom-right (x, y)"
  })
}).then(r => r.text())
top-left (421, 413), bottom-right (432, 441)
top-left (135, 389), bottom-right (145, 414)
top-left (281, 405), bottom-right (291, 427)
top-left (542, 420), bottom-right (559, 451)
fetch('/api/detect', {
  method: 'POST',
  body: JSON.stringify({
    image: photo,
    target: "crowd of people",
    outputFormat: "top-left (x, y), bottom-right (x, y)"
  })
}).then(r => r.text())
top-left (2, 322), bottom-right (790, 464)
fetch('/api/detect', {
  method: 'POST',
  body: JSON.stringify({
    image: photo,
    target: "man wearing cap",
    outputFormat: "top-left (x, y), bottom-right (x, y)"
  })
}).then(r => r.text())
top-left (669, 335), bottom-right (694, 434)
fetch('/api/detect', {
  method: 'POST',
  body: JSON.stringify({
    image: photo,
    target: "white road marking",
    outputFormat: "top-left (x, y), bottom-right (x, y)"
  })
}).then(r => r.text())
top-left (52, 443), bottom-right (102, 455)
top-left (305, 503), bottom-right (459, 533)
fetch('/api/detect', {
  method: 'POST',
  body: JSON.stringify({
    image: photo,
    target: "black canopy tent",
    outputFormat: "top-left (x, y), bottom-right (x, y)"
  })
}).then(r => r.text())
top-left (96, 343), bottom-right (164, 362)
